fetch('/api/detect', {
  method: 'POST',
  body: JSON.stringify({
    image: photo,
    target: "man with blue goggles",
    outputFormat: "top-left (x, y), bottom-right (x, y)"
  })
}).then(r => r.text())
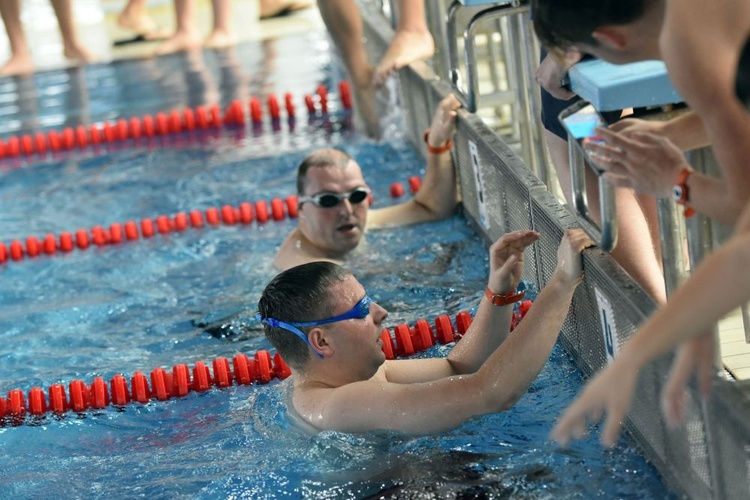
top-left (258, 229), bottom-right (593, 434)
top-left (274, 94), bottom-right (462, 271)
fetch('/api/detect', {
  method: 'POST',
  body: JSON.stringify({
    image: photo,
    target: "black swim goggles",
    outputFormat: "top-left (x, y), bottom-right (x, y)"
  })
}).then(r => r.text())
top-left (256, 295), bottom-right (373, 359)
top-left (298, 186), bottom-right (371, 208)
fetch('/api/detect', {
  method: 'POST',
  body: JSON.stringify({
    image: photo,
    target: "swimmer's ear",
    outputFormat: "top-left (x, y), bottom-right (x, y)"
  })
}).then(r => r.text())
top-left (591, 26), bottom-right (628, 51)
top-left (309, 327), bottom-right (333, 358)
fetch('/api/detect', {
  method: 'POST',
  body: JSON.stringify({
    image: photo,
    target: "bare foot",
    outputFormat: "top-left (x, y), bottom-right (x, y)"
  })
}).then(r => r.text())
top-left (154, 31), bottom-right (202, 55)
top-left (373, 30), bottom-right (435, 86)
top-left (204, 29), bottom-right (237, 50)
top-left (117, 9), bottom-right (170, 39)
top-left (0, 54), bottom-right (34, 76)
top-left (63, 43), bottom-right (94, 65)
top-left (259, 0), bottom-right (312, 19)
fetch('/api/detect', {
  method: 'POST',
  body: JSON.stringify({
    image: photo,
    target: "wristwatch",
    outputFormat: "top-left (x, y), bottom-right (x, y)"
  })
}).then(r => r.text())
top-left (484, 287), bottom-right (526, 306)
top-left (672, 167), bottom-right (696, 218)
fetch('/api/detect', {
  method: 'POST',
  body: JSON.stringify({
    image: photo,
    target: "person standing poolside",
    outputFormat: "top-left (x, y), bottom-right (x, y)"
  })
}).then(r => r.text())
top-left (273, 93), bottom-right (462, 271)
top-left (258, 229), bottom-right (593, 433)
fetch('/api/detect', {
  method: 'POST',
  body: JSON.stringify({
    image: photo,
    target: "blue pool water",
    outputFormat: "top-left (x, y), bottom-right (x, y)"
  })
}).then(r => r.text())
top-left (0, 34), bottom-right (673, 497)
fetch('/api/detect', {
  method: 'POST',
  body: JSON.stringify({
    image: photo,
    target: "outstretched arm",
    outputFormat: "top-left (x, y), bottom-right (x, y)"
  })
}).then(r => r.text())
top-left (384, 229), bottom-right (540, 384)
top-left (368, 94), bottom-right (462, 228)
top-left (553, 214), bottom-right (750, 447)
top-left (319, 230), bottom-right (590, 434)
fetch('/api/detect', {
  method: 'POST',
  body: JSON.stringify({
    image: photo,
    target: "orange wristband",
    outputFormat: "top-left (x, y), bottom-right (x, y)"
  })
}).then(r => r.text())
top-left (484, 287), bottom-right (525, 306)
top-left (424, 129), bottom-right (454, 155)
top-left (672, 167), bottom-right (696, 218)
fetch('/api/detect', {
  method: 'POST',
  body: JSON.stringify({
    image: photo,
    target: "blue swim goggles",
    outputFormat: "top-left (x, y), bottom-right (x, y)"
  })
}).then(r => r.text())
top-left (256, 295), bottom-right (372, 359)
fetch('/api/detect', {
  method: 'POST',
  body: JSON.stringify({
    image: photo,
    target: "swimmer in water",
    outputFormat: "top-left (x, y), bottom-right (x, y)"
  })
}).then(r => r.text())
top-left (258, 229), bottom-right (593, 433)
top-left (274, 94), bottom-right (462, 272)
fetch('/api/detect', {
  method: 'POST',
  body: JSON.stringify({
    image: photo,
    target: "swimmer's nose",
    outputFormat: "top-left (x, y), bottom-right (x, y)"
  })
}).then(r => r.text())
top-left (372, 302), bottom-right (388, 323)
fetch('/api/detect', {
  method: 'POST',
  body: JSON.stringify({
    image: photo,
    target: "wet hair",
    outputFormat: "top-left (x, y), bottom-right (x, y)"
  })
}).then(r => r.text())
top-left (257, 261), bottom-right (351, 369)
top-left (296, 149), bottom-right (353, 195)
top-left (532, 0), bottom-right (651, 53)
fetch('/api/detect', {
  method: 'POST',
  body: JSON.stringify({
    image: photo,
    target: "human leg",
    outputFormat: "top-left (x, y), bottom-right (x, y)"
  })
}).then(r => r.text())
top-left (155, 0), bottom-right (201, 55)
top-left (204, 0), bottom-right (236, 49)
top-left (317, 0), bottom-right (379, 137)
top-left (373, 0), bottom-right (434, 86)
top-left (50, 0), bottom-right (93, 64)
top-left (0, 0), bottom-right (33, 75)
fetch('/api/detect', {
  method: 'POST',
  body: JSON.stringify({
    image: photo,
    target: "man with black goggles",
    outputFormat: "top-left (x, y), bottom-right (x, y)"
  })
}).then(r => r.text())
top-left (274, 94), bottom-right (462, 271)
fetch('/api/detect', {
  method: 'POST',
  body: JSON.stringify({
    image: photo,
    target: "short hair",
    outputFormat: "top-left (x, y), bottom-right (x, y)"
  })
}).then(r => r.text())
top-left (257, 261), bottom-right (351, 370)
top-left (532, 0), bottom-right (651, 53)
top-left (296, 149), bottom-right (353, 195)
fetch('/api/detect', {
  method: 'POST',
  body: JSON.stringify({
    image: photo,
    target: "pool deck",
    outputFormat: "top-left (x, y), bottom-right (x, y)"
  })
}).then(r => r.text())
top-left (4, 0), bottom-right (750, 380)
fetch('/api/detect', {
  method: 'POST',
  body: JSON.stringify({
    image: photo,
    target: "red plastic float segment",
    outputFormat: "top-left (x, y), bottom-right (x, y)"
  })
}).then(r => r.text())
top-left (268, 94), bottom-right (280, 120)
top-left (273, 353), bottom-right (291, 379)
top-left (390, 182), bottom-right (405, 198)
top-left (413, 319), bottom-right (434, 351)
top-left (156, 215), bottom-right (171, 234)
top-left (408, 176), bottom-right (422, 194)
top-left (209, 104), bottom-right (221, 128)
top-left (129, 116), bottom-right (142, 139)
top-left (189, 210), bottom-right (204, 228)
top-left (316, 85), bottom-right (328, 113)
top-left (304, 94), bottom-right (315, 114)
top-left (10, 240), bottom-right (23, 261)
top-left (142, 115), bottom-right (156, 137)
top-left (169, 110), bottom-right (182, 133)
top-left (48, 384), bottom-right (68, 413)
top-left (270, 198), bottom-right (285, 221)
top-left (75, 229), bottom-right (90, 249)
top-left (380, 329), bottom-right (395, 359)
top-left (141, 218), bottom-right (155, 238)
top-left (124, 221), bottom-right (139, 240)
top-left (110, 374), bottom-right (130, 405)
top-left (59, 232), bottom-right (74, 252)
top-left (89, 125), bottom-right (102, 145)
top-left (75, 126), bottom-right (88, 148)
top-left (231, 100), bottom-right (245, 125)
top-left (33, 133), bottom-right (47, 155)
top-left (172, 364), bottom-right (191, 397)
top-left (195, 106), bottom-right (209, 129)
top-left (25, 236), bottom-right (40, 257)
top-left (205, 207), bottom-right (220, 225)
top-left (21, 134), bottom-right (34, 155)
top-left (255, 350), bottom-right (272, 384)
top-left (68, 380), bottom-right (89, 412)
top-left (89, 377), bottom-right (109, 409)
top-left (91, 226), bottom-right (108, 246)
top-left (238, 202), bottom-right (253, 224)
top-left (6, 136), bottom-right (20, 156)
top-left (183, 108), bottom-right (196, 131)
top-left (155, 112), bottom-right (169, 135)
top-left (434, 314), bottom-right (455, 344)
top-left (28, 387), bottom-right (47, 415)
top-left (285, 195), bottom-right (298, 218)
top-left (212, 358), bottom-right (232, 388)
top-left (150, 368), bottom-right (171, 401)
top-left (48, 130), bottom-right (62, 151)
top-left (174, 212), bottom-right (188, 231)
top-left (116, 119), bottom-right (129, 141)
top-left (339, 80), bottom-right (352, 109)
top-left (131, 371), bottom-right (151, 403)
top-left (254, 201), bottom-right (269, 223)
top-left (109, 223), bottom-right (123, 244)
top-left (249, 97), bottom-right (262, 123)
top-left (221, 205), bottom-right (236, 225)
top-left (102, 122), bottom-right (116, 143)
top-left (232, 354), bottom-right (255, 385)
top-left (0, 242), bottom-right (6, 263)
top-left (455, 310), bottom-right (472, 337)
top-left (42, 234), bottom-right (56, 254)
top-left (7, 389), bottom-right (26, 416)
top-left (60, 128), bottom-right (74, 150)
top-left (192, 361), bottom-right (212, 392)
top-left (284, 92), bottom-right (295, 117)
top-left (394, 324), bottom-right (414, 356)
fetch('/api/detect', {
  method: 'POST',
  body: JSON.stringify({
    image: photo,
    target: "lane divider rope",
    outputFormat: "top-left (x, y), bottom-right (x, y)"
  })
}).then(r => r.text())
top-left (0, 302), bottom-right (533, 427)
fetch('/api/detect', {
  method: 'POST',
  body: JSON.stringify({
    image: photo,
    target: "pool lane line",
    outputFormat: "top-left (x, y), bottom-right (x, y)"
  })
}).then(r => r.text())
top-left (0, 302), bottom-right (536, 427)
top-left (0, 81), bottom-right (353, 169)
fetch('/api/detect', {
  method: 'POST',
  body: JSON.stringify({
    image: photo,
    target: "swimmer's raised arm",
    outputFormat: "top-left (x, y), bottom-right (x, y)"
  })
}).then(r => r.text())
top-left (316, 230), bottom-right (590, 434)
top-left (383, 229), bottom-right (540, 384)
top-left (368, 94), bottom-right (461, 229)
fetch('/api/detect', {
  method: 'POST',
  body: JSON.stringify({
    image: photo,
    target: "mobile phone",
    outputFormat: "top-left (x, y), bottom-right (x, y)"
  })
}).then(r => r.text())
top-left (559, 101), bottom-right (607, 172)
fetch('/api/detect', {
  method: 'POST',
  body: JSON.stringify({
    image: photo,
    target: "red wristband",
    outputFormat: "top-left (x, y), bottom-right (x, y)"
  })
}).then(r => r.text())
top-left (672, 167), bottom-right (696, 218)
top-left (484, 287), bottom-right (525, 306)
top-left (424, 129), bottom-right (454, 155)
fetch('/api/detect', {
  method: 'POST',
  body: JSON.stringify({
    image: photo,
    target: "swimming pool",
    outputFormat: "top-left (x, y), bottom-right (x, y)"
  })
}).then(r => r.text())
top-left (0, 32), bottom-right (673, 497)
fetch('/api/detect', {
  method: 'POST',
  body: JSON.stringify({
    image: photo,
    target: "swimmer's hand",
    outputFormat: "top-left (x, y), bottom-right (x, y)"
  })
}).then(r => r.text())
top-left (554, 229), bottom-right (594, 287)
top-left (426, 94), bottom-right (461, 148)
top-left (487, 230), bottom-right (539, 294)
top-left (552, 356), bottom-right (637, 448)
